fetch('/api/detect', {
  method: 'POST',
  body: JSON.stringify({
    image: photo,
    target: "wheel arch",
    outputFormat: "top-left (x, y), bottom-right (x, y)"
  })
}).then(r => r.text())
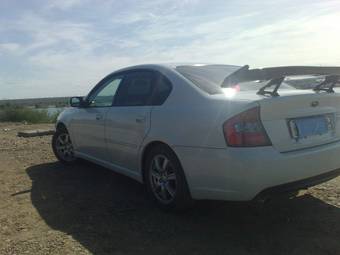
top-left (56, 121), bottom-right (67, 131)
top-left (141, 141), bottom-right (182, 183)
top-left (140, 140), bottom-right (194, 208)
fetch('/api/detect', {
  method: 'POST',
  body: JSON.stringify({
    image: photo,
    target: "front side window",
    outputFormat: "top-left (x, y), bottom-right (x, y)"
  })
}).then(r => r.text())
top-left (88, 76), bottom-right (123, 107)
top-left (115, 72), bottom-right (154, 106)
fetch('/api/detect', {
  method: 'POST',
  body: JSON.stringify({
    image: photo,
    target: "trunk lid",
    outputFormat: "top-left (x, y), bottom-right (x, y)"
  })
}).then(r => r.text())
top-left (256, 90), bottom-right (340, 152)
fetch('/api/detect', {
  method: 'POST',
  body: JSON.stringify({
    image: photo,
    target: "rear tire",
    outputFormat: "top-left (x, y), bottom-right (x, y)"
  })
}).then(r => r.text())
top-left (144, 145), bottom-right (194, 211)
top-left (52, 126), bottom-right (78, 165)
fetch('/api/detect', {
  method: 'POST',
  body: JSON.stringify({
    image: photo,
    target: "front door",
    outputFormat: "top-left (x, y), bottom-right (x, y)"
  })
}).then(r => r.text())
top-left (70, 75), bottom-right (123, 162)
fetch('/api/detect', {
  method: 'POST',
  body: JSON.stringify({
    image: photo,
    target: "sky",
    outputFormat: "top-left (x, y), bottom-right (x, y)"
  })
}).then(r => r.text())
top-left (0, 0), bottom-right (340, 99)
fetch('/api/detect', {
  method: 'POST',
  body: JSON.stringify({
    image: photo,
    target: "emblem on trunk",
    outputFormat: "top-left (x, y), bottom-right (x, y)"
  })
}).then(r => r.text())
top-left (311, 101), bottom-right (319, 107)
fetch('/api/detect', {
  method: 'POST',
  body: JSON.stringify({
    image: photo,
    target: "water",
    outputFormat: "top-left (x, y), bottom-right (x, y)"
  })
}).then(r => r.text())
top-left (47, 107), bottom-right (65, 116)
top-left (35, 107), bottom-right (65, 116)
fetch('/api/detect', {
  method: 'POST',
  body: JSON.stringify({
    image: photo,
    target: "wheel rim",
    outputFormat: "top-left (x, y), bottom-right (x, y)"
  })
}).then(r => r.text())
top-left (55, 132), bottom-right (76, 162)
top-left (149, 154), bottom-right (177, 204)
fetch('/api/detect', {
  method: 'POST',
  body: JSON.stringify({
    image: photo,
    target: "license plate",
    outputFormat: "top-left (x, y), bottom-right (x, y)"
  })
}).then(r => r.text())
top-left (288, 114), bottom-right (335, 140)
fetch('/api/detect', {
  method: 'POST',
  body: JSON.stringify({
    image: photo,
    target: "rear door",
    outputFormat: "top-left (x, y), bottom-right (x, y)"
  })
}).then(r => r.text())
top-left (105, 70), bottom-right (172, 172)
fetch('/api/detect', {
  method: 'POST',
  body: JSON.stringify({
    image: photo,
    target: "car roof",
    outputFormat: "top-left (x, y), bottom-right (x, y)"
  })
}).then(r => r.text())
top-left (110, 63), bottom-right (241, 73)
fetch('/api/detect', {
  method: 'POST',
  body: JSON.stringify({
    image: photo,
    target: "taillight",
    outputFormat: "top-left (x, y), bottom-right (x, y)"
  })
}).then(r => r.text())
top-left (223, 106), bottom-right (271, 147)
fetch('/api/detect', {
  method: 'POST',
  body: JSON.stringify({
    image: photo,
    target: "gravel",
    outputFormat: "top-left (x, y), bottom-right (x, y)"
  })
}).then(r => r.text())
top-left (0, 123), bottom-right (339, 255)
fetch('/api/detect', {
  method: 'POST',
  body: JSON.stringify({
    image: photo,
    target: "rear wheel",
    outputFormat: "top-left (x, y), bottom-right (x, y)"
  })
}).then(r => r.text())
top-left (144, 145), bottom-right (194, 211)
top-left (52, 126), bottom-right (77, 165)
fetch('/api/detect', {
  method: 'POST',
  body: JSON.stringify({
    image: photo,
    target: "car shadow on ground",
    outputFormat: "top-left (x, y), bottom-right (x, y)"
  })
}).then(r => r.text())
top-left (26, 162), bottom-right (340, 255)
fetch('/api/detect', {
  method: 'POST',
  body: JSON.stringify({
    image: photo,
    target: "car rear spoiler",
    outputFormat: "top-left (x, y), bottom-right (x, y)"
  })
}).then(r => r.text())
top-left (221, 65), bottom-right (340, 96)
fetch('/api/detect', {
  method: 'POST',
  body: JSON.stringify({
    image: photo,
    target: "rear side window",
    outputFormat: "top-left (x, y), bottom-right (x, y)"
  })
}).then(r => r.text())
top-left (115, 72), bottom-right (154, 106)
top-left (114, 71), bottom-right (172, 106)
top-left (151, 74), bottom-right (172, 105)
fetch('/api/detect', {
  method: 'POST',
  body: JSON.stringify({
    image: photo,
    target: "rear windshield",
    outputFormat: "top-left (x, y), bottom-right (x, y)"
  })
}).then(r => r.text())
top-left (175, 65), bottom-right (295, 94)
top-left (175, 65), bottom-right (240, 94)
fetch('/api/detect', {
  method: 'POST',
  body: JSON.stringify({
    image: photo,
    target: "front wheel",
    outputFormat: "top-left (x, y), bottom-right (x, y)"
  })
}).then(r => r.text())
top-left (144, 145), bottom-right (194, 211)
top-left (52, 127), bottom-right (78, 165)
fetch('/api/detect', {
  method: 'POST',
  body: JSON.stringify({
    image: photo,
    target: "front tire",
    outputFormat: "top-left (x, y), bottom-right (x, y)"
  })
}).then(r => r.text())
top-left (52, 127), bottom-right (78, 165)
top-left (144, 145), bottom-right (194, 211)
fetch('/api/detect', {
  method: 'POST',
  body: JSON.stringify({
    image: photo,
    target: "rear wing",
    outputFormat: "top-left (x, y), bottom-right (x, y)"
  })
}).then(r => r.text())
top-left (221, 65), bottom-right (340, 96)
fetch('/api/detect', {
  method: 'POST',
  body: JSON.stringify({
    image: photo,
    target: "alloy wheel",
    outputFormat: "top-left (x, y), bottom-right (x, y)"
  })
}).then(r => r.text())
top-left (149, 154), bottom-right (177, 204)
top-left (55, 132), bottom-right (76, 162)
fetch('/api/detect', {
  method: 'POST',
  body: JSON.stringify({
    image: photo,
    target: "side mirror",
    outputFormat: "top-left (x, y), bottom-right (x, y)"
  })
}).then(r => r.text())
top-left (70, 97), bottom-right (85, 107)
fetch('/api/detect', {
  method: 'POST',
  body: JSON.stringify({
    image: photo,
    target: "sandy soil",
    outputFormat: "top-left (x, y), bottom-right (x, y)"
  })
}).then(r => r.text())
top-left (0, 123), bottom-right (340, 255)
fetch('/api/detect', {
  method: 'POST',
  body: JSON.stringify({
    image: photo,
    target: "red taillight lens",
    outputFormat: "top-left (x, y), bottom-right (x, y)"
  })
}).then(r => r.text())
top-left (223, 106), bottom-right (271, 147)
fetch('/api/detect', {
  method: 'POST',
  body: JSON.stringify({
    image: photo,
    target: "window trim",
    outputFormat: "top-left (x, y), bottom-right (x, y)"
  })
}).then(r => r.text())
top-left (83, 68), bottom-right (173, 108)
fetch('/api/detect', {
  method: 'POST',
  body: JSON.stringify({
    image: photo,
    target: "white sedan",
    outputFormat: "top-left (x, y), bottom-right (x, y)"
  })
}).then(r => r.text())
top-left (53, 64), bottom-right (340, 210)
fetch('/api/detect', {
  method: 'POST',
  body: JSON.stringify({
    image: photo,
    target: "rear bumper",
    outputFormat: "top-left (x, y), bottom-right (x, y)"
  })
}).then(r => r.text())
top-left (173, 140), bottom-right (340, 201)
top-left (254, 168), bottom-right (340, 201)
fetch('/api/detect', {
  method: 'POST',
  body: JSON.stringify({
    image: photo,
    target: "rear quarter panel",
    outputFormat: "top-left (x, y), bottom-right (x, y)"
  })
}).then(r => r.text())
top-left (142, 68), bottom-right (259, 149)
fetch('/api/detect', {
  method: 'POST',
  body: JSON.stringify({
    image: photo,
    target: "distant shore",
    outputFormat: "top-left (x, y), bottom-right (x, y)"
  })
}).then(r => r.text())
top-left (0, 97), bottom-right (70, 108)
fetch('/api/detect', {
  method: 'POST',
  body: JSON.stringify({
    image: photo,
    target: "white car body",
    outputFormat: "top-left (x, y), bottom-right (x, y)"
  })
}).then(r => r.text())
top-left (57, 64), bottom-right (340, 201)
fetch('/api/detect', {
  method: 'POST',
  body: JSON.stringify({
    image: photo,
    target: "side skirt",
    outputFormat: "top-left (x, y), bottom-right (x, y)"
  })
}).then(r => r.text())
top-left (74, 151), bottom-right (143, 183)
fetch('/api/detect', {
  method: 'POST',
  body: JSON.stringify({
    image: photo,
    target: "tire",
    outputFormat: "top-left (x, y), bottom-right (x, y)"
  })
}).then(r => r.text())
top-left (144, 144), bottom-right (194, 211)
top-left (52, 126), bottom-right (78, 165)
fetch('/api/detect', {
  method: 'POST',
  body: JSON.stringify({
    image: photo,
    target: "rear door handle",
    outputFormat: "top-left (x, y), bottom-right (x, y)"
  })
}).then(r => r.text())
top-left (96, 114), bottom-right (103, 120)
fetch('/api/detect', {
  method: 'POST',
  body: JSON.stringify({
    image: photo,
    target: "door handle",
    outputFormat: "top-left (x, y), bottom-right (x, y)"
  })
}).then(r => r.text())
top-left (96, 114), bottom-right (103, 120)
top-left (136, 116), bottom-right (146, 123)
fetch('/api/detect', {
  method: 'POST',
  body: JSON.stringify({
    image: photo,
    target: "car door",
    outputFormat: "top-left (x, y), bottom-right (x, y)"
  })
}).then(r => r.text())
top-left (105, 70), bottom-right (159, 172)
top-left (70, 74), bottom-right (124, 162)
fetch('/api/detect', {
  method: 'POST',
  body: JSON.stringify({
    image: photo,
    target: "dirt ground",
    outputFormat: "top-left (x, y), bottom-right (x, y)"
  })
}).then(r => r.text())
top-left (0, 123), bottom-right (340, 255)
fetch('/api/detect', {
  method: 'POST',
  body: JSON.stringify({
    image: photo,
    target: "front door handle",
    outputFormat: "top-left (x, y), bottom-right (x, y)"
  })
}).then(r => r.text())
top-left (96, 114), bottom-right (103, 120)
top-left (136, 116), bottom-right (146, 123)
